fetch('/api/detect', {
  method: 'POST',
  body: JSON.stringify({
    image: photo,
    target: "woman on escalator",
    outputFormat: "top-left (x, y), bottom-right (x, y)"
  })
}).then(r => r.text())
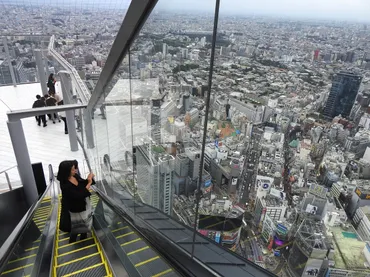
top-left (57, 160), bottom-right (95, 243)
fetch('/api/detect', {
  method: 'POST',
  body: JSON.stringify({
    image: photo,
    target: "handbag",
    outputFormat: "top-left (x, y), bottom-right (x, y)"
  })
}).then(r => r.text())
top-left (70, 197), bottom-right (92, 234)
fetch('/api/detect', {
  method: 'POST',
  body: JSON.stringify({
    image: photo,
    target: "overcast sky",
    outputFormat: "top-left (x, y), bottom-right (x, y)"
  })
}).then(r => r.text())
top-left (156, 0), bottom-right (370, 22)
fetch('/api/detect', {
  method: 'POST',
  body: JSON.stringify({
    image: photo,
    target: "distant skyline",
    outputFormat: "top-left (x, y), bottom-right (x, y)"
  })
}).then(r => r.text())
top-left (5, 0), bottom-right (370, 22)
top-left (156, 0), bottom-right (370, 22)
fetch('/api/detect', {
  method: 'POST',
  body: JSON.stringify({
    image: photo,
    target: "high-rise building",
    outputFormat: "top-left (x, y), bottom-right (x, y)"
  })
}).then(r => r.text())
top-left (323, 71), bottom-right (362, 119)
top-left (313, 49), bottom-right (320, 61)
top-left (136, 144), bottom-right (175, 215)
top-left (151, 98), bottom-right (161, 143)
top-left (181, 48), bottom-right (188, 59)
top-left (73, 56), bottom-right (85, 70)
top-left (162, 43), bottom-right (168, 57)
top-left (185, 147), bottom-right (201, 179)
top-left (0, 59), bottom-right (27, 85)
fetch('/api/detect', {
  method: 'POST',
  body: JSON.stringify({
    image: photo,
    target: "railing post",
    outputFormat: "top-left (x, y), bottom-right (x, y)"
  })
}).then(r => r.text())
top-left (7, 120), bottom-right (38, 206)
top-left (59, 72), bottom-right (79, 152)
top-left (35, 49), bottom-right (48, 96)
top-left (3, 37), bottom-right (17, 87)
top-left (4, 172), bottom-right (12, 191)
top-left (84, 107), bottom-right (95, 149)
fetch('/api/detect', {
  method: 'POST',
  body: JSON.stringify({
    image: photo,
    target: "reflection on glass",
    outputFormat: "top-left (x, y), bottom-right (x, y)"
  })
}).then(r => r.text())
top-left (82, 0), bottom-right (370, 275)
top-left (0, 198), bottom-right (52, 276)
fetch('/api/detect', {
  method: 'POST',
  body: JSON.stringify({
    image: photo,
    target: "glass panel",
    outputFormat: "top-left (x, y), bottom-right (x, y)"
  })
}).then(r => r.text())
top-left (0, 36), bottom-right (49, 86)
top-left (0, 196), bottom-right (53, 276)
top-left (0, 166), bottom-right (22, 194)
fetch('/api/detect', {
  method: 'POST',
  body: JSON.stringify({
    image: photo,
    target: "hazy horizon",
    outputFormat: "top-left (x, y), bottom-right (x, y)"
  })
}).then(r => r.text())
top-left (157, 0), bottom-right (370, 23)
top-left (5, 0), bottom-right (370, 23)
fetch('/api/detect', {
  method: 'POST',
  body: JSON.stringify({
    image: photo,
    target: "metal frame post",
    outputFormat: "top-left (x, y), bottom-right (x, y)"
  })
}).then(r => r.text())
top-left (7, 120), bottom-right (38, 206)
top-left (191, 0), bottom-right (221, 258)
top-left (43, 50), bottom-right (49, 77)
top-left (84, 107), bottom-right (95, 149)
top-left (35, 49), bottom-right (48, 96)
top-left (4, 172), bottom-right (12, 191)
top-left (59, 72), bottom-right (78, 151)
top-left (87, 0), bottom-right (158, 112)
top-left (3, 37), bottom-right (17, 87)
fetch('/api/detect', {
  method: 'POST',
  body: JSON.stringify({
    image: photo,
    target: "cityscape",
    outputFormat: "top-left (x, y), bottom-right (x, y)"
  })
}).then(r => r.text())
top-left (1, 1), bottom-right (370, 277)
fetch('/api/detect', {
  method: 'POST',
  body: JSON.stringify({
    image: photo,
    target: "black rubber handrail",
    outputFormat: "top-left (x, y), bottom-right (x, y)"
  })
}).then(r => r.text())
top-left (93, 181), bottom-right (278, 277)
top-left (92, 185), bottom-right (219, 277)
top-left (0, 164), bottom-right (55, 273)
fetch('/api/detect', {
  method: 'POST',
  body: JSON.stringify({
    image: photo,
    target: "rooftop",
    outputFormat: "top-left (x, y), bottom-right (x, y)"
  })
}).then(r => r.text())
top-left (0, 82), bottom-right (85, 191)
top-left (329, 225), bottom-right (368, 271)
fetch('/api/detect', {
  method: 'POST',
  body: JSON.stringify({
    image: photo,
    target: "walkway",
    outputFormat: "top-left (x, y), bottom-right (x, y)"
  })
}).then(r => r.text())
top-left (0, 82), bottom-right (85, 191)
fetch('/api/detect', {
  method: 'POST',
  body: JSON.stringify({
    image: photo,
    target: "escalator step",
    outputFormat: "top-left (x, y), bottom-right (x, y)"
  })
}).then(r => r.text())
top-left (58, 237), bottom-right (73, 247)
top-left (110, 227), bottom-right (130, 236)
top-left (56, 253), bottom-right (102, 277)
top-left (136, 257), bottom-right (172, 277)
top-left (57, 245), bottom-right (98, 265)
top-left (58, 263), bottom-right (106, 277)
top-left (58, 232), bottom-right (71, 240)
top-left (57, 238), bottom-right (95, 255)
top-left (120, 239), bottom-right (147, 253)
top-left (116, 233), bottom-right (138, 245)
top-left (0, 262), bottom-right (33, 276)
top-left (11, 247), bottom-right (39, 261)
top-left (5, 254), bottom-right (36, 272)
top-left (152, 269), bottom-right (178, 277)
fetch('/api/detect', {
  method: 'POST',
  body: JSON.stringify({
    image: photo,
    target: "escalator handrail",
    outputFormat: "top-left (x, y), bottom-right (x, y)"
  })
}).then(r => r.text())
top-left (91, 185), bottom-right (218, 277)
top-left (0, 164), bottom-right (55, 272)
top-left (93, 183), bottom-right (277, 277)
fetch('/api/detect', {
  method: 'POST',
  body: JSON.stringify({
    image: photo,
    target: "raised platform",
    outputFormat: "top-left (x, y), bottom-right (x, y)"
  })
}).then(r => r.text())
top-left (0, 82), bottom-right (85, 191)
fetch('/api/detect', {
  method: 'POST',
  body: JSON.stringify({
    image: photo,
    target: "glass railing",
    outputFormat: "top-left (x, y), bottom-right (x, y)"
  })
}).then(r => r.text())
top-left (0, 165), bottom-right (56, 276)
top-left (9, 0), bottom-right (366, 276)
top-left (0, 165), bottom-right (22, 194)
top-left (85, 1), bottom-right (277, 276)
top-left (0, 36), bottom-right (50, 87)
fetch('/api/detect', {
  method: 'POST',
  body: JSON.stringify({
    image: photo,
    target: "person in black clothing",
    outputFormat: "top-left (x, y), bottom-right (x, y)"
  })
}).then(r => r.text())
top-left (44, 94), bottom-right (60, 124)
top-left (32, 95), bottom-right (47, 127)
top-left (57, 161), bottom-right (94, 243)
top-left (47, 73), bottom-right (56, 94)
top-left (58, 160), bottom-right (86, 233)
top-left (58, 100), bottom-right (69, 134)
top-left (32, 95), bottom-right (41, 122)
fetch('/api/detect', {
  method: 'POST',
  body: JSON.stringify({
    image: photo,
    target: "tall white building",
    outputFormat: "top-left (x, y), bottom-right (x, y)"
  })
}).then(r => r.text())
top-left (353, 206), bottom-right (370, 241)
top-left (136, 144), bottom-right (175, 215)
top-left (181, 48), bottom-right (189, 59)
top-left (200, 36), bottom-right (206, 47)
top-left (162, 43), bottom-right (168, 58)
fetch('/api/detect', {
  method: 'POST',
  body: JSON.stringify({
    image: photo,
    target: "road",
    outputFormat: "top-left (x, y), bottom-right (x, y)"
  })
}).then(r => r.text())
top-left (273, 259), bottom-right (286, 275)
top-left (238, 128), bottom-right (263, 205)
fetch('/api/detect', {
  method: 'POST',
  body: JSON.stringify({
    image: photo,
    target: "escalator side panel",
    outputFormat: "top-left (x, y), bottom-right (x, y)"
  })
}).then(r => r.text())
top-left (0, 197), bottom-right (52, 277)
top-left (93, 197), bottom-right (180, 277)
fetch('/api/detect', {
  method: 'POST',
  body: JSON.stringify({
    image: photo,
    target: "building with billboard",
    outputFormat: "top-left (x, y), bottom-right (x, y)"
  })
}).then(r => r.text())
top-left (255, 193), bottom-right (287, 225)
top-left (197, 213), bottom-right (243, 248)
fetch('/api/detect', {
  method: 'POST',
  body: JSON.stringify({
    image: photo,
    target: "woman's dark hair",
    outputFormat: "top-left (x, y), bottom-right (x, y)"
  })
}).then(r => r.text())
top-left (72, 160), bottom-right (79, 170)
top-left (57, 160), bottom-right (74, 183)
top-left (48, 73), bottom-right (54, 81)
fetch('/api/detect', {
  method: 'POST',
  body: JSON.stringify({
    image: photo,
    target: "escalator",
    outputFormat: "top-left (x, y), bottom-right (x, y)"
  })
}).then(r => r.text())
top-left (0, 182), bottom-right (180, 277)
top-left (1, 197), bottom-right (52, 277)
top-left (53, 194), bottom-right (111, 277)
top-left (0, 175), bottom-right (276, 277)
top-left (104, 218), bottom-right (176, 277)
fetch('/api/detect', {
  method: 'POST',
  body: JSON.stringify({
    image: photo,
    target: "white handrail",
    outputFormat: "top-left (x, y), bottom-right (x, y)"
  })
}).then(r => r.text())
top-left (48, 35), bottom-right (91, 104)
